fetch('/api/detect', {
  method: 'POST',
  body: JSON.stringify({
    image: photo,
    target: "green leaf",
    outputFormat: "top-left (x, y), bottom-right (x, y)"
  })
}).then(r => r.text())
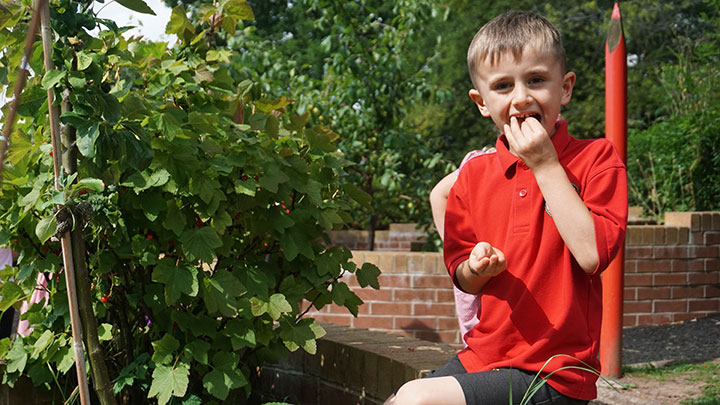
top-left (0, 281), bottom-right (23, 312)
top-left (31, 330), bottom-right (53, 359)
top-left (76, 178), bottom-right (105, 192)
top-left (268, 293), bottom-right (291, 320)
top-left (185, 339), bottom-right (211, 365)
top-left (76, 123), bottom-right (100, 157)
top-left (35, 216), bottom-right (57, 244)
top-left (41, 69), bottom-right (66, 90)
top-left (116, 0), bottom-right (156, 15)
top-left (259, 163), bottom-right (289, 193)
top-left (152, 258), bottom-right (199, 304)
top-left (148, 363), bottom-right (189, 405)
top-left (221, 0), bottom-right (254, 21)
top-left (151, 334), bottom-right (179, 366)
top-left (98, 323), bottom-right (113, 342)
top-left (166, 5), bottom-right (192, 36)
top-left (7, 341), bottom-right (27, 373)
top-left (202, 351), bottom-right (247, 400)
top-left (356, 263), bottom-right (381, 289)
top-left (180, 227), bottom-right (222, 263)
top-left (202, 270), bottom-right (245, 317)
top-left (341, 183), bottom-right (372, 208)
top-left (76, 51), bottom-right (93, 71)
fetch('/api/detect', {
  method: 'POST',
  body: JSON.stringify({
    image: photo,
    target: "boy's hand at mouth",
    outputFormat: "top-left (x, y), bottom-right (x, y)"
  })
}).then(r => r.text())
top-left (504, 116), bottom-right (559, 171)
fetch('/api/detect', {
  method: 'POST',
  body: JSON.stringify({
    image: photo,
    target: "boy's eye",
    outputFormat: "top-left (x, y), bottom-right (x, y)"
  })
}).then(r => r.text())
top-left (493, 82), bottom-right (512, 91)
top-left (528, 77), bottom-right (545, 85)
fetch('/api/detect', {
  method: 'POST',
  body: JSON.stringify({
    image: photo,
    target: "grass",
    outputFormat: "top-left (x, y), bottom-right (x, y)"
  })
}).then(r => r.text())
top-left (622, 360), bottom-right (720, 404)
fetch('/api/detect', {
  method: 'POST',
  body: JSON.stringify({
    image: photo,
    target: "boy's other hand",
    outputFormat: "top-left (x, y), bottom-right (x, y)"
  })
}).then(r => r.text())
top-left (504, 116), bottom-right (558, 170)
top-left (468, 242), bottom-right (507, 277)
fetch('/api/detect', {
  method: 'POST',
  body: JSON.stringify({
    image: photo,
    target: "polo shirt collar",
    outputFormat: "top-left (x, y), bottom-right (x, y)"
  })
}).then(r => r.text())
top-left (496, 120), bottom-right (571, 174)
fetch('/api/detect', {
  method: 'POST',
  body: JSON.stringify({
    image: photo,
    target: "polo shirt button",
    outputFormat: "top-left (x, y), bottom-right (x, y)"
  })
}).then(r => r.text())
top-left (519, 188), bottom-right (527, 197)
top-left (518, 162), bottom-right (529, 170)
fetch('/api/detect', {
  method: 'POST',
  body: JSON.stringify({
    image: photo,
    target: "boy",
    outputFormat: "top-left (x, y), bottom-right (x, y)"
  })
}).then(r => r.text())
top-left (386, 11), bottom-right (627, 405)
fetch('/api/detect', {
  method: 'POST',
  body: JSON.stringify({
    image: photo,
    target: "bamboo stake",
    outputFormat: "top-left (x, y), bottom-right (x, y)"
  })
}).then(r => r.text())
top-left (38, 2), bottom-right (92, 404)
top-left (0, 0), bottom-right (45, 181)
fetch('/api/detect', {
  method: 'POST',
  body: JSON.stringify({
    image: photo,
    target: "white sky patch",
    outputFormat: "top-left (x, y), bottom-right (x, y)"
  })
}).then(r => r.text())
top-left (92, 0), bottom-right (175, 42)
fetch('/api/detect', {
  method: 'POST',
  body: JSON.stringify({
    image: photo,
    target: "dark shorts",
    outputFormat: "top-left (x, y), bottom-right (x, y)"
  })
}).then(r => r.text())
top-left (427, 355), bottom-right (589, 405)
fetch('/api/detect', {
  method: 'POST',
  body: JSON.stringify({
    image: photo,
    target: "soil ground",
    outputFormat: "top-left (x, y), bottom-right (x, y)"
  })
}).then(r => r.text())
top-left (592, 315), bottom-right (720, 404)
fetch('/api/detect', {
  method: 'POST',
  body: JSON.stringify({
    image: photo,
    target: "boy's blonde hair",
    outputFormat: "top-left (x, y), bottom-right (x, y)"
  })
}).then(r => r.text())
top-left (467, 11), bottom-right (567, 90)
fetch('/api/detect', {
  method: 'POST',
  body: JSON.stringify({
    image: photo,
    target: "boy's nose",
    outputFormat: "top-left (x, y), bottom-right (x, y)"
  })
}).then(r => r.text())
top-left (511, 85), bottom-right (533, 107)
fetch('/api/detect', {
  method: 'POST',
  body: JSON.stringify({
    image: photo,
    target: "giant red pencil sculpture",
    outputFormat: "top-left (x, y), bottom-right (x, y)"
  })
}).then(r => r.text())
top-left (600, 2), bottom-right (627, 379)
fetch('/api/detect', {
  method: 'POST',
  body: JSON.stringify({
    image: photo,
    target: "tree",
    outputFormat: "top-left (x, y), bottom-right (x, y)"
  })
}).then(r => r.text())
top-left (0, 0), bottom-right (379, 403)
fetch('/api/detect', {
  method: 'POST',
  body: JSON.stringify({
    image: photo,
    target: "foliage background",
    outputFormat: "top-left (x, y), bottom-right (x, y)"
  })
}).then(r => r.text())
top-left (1, 0), bottom-right (720, 403)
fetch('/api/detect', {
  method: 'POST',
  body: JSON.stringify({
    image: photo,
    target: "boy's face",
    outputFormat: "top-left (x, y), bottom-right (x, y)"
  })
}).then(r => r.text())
top-left (468, 46), bottom-right (575, 138)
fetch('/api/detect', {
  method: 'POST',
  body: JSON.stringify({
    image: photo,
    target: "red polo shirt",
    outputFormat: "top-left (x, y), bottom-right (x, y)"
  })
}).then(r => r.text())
top-left (444, 121), bottom-right (627, 401)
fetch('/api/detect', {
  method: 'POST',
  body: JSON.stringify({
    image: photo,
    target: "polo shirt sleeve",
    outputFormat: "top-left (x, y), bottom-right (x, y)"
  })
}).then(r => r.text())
top-left (443, 172), bottom-right (477, 290)
top-left (584, 143), bottom-right (628, 275)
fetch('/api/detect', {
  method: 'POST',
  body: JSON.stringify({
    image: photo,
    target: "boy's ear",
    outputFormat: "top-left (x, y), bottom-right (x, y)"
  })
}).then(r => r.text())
top-left (561, 72), bottom-right (577, 106)
top-left (468, 89), bottom-right (491, 117)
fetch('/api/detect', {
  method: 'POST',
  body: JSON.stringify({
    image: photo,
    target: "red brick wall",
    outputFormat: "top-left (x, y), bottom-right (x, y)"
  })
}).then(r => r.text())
top-left (313, 212), bottom-right (720, 347)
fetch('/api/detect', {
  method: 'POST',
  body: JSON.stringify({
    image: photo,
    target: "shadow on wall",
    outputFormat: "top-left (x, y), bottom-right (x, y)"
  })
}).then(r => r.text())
top-left (401, 319), bottom-right (442, 342)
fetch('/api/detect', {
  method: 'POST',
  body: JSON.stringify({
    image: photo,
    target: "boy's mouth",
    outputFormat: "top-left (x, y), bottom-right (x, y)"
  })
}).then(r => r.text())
top-left (513, 113), bottom-right (542, 126)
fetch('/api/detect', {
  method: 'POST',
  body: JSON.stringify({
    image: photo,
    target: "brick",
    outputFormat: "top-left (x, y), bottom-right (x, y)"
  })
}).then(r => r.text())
top-left (706, 285), bottom-right (720, 298)
top-left (379, 253), bottom-right (394, 272)
top-left (691, 213), bottom-right (702, 231)
top-left (653, 246), bottom-right (688, 259)
top-left (436, 289), bottom-right (455, 303)
top-left (328, 303), bottom-right (369, 315)
top-left (414, 302), bottom-right (456, 316)
top-left (665, 227), bottom-right (679, 245)
top-left (423, 253), bottom-right (442, 274)
top-left (636, 259), bottom-right (670, 273)
top-left (701, 213), bottom-right (713, 231)
top-left (637, 313), bottom-right (672, 326)
top-left (689, 246), bottom-right (719, 258)
top-left (671, 259), bottom-right (689, 272)
top-left (624, 300), bottom-right (652, 313)
top-left (654, 273), bottom-right (687, 286)
top-left (317, 380), bottom-right (363, 405)
top-left (395, 317), bottom-right (434, 330)
top-left (688, 259), bottom-right (706, 271)
top-left (394, 288), bottom-right (436, 302)
top-left (642, 227), bottom-right (655, 244)
top-left (379, 275), bottom-right (412, 288)
top-left (311, 314), bottom-right (353, 326)
top-left (637, 287), bottom-right (671, 300)
top-left (413, 274), bottom-right (452, 289)
top-left (689, 299), bottom-right (720, 312)
top-left (672, 286), bottom-right (706, 299)
top-left (672, 313), bottom-right (699, 323)
top-left (654, 227), bottom-right (666, 244)
top-left (626, 246), bottom-right (653, 259)
top-left (624, 287), bottom-right (637, 300)
top-left (353, 316), bottom-right (394, 330)
top-left (370, 302), bottom-right (411, 316)
top-left (394, 254), bottom-right (408, 273)
top-left (415, 330), bottom-right (458, 345)
top-left (438, 317), bottom-right (463, 330)
top-left (354, 288), bottom-right (393, 301)
top-left (406, 254), bottom-right (423, 273)
top-left (624, 260), bottom-right (637, 273)
top-left (627, 227), bottom-right (642, 246)
top-left (687, 273), bottom-right (718, 285)
top-left (364, 252), bottom-right (380, 266)
top-left (692, 232), bottom-right (704, 245)
top-left (679, 227), bottom-right (690, 244)
top-left (623, 314), bottom-right (638, 327)
top-left (653, 299), bottom-right (687, 313)
top-left (624, 273), bottom-right (653, 287)
top-left (714, 213), bottom-right (720, 230)
top-left (707, 258), bottom-right (720, 271)
top-left (705, 231), bottom-right (720, 245)
top-left (664, 212), bottom-right (693, 228)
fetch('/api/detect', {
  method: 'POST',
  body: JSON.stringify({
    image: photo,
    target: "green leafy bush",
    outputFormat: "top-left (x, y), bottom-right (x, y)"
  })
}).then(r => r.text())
top-left (0, 1), bottom-right (379, 403)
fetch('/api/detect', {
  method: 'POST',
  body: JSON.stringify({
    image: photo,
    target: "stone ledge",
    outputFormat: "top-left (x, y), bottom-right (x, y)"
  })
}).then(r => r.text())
top-left (258, 323), bottom-right (456, 404)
